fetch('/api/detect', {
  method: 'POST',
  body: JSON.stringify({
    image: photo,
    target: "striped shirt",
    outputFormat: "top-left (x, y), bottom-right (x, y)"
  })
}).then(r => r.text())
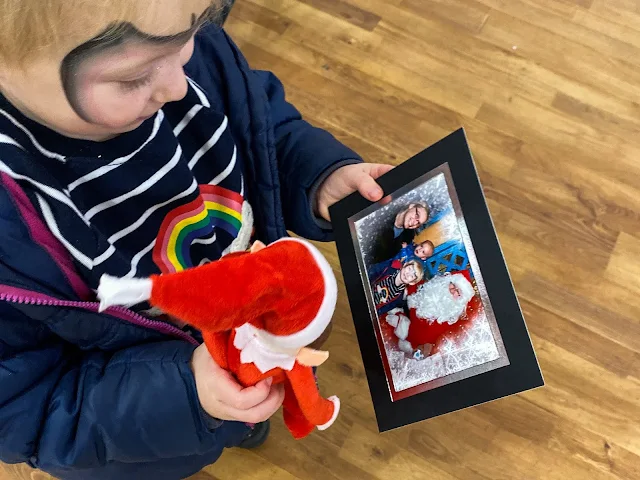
top-left (0, 79), bottom-right (252, 291)
top-left (373, 271), bottom-right (405, 307)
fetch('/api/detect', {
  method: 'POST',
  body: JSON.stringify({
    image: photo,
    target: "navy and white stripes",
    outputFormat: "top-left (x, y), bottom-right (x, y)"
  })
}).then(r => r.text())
top-left (0, 78), bottom-right (247, 289)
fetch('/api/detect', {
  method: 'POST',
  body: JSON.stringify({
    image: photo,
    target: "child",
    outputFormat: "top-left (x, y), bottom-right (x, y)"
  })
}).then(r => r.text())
top-left (371, 259), bottom-right (424, 314)
top-left (368, 239), bottom-right (434, 280)
top-left (401, 239), bottom-right (435, 262)
top-left (0, 2), bottom-right (392, 479)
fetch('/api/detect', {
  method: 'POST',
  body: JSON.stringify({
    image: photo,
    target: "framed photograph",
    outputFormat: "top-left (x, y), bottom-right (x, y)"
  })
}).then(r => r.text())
top-left (330, 129), bottom-right (543, 432)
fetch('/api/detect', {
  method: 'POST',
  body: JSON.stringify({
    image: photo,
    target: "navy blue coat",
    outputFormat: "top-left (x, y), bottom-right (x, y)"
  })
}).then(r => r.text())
top-left (0, 26), bottom-right (360, 480)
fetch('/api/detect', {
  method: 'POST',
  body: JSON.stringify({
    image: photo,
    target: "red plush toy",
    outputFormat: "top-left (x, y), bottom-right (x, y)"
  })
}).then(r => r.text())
top-left (97, 238), bottom-right (340, 439)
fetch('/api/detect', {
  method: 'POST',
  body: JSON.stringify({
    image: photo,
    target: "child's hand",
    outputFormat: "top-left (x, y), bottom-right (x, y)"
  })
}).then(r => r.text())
top-left (191, 344), bottom-right (285, 423)
top-left (316, 163), bottom-right (394, 221)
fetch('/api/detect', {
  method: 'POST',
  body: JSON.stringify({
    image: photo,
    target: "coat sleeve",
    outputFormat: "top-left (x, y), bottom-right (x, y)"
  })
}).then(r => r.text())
top-left (367, 260), bottom-right (392, 281)
top-left (0, 301), bottom-right (232, 472)
top-left (254, 69), bottom-right (363, 240)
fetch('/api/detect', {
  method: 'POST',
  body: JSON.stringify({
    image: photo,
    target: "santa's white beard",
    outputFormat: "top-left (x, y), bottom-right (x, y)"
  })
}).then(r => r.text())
top-left (407, 274), bottom-right (475, 325)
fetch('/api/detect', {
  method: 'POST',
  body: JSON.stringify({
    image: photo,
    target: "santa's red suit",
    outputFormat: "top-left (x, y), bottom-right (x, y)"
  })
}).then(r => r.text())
top-left (96, 238), bottom-right (339, 440)
top-left (383, 270), bottom-right (482, 357)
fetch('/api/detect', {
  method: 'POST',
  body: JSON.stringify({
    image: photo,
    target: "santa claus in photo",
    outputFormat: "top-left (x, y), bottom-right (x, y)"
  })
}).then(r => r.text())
top-left (384, 270), bottom-right (480, 360)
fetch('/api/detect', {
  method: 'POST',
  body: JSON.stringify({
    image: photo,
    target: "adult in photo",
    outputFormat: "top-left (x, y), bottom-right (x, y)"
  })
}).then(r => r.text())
top-left (385, 270), bottom-right (478, 359)
top-left (370, 203), bottom-right (429, 264)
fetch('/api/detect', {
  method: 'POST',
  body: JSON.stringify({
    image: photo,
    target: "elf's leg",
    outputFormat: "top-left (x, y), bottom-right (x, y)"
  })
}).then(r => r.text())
top-left (284, 363), bottom-right (339, 430)
top-left (282, 378), bottom-right (315, 439)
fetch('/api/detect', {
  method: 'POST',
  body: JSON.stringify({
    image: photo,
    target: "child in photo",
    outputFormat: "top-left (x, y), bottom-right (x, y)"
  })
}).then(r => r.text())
top-left (400, 239), bottom-right (435, 262)
top-left (0, 1), bottom-right (393, 479)
top-left (370, 202), bottom-right (430, 264)
top-left (368, 239), bottom-right (434, 280)
top-left (371, 259), bottom-right (424, 314)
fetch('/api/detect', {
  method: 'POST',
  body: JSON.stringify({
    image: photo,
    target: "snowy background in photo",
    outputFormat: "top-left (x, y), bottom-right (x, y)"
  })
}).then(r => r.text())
top-left (355, 173), bottom-right (460, 265)
top-left (387, 310), bottom-right (501, 392)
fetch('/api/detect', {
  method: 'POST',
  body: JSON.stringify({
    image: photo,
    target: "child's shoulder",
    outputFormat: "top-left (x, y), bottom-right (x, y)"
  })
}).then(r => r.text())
top-left (187, 26), bottom-right (242, 75)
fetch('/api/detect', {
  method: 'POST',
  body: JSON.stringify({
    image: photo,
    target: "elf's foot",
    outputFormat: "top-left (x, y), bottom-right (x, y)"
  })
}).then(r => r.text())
top-left (238, 420), bottom-right (271, 449)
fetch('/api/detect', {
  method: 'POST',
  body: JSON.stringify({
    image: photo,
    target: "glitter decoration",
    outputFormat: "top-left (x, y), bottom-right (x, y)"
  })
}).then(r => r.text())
top-left (388, 311), bottom-right (500, 392)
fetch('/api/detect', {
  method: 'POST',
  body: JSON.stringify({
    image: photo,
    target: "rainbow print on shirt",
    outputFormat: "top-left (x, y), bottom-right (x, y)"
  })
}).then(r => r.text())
top-left (153, 185), bottom-right (243, 274)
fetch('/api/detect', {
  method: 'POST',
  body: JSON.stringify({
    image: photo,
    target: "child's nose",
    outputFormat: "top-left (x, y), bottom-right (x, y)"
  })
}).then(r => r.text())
top-left (152, 63), bottom-right (189, 104)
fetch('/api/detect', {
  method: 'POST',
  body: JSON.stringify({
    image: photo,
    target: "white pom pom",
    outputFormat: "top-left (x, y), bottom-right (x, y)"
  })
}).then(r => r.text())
top-left (97, 275), bottom-right (152, 312)
top-left (398, 340), bottom-right (413, 354)
top-left (317, 396), bottom-right (340, 431)
top-left (386, 314), bottom-right (399, 328)
top-left (394, 315), bottom-right (411, 341)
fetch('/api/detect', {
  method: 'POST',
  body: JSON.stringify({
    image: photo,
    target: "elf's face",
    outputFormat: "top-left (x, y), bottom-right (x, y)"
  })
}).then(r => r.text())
top-left (0, 0), bottom-right (233, 141)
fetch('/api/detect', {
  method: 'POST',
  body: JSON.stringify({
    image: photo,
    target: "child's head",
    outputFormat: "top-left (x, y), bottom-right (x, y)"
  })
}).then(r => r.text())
top-left (399, 260), bottom-right (424, 286)
top-left (0, 1), bottom-right (231, 141)
top-left (413, 240), bottom-right (434, 260)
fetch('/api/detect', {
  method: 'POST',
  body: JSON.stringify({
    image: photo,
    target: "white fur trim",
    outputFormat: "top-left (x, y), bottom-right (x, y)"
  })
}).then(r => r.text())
top-left (452, 273), bottom-right (475, 304)
top-left (253, 238), bottom-right (338, 351)
top-left (317, 396), bottom-right (340, 431)
top-left (394, 315), bottom-right (411, 341)
top-left (385, 314), bottom-right (400, 328)
top-left (222, 201), bottom-right (254, 257)
top-left (233, 323), bottom-right (298, 373)
top-left (398, 339), bottom-right (413, 354)
top-left (97, 275), bottom-right (152, 312)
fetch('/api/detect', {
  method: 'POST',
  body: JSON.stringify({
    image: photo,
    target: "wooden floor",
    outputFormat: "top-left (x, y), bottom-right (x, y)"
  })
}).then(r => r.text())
top-left (3, 0), bottom-right (640, 479)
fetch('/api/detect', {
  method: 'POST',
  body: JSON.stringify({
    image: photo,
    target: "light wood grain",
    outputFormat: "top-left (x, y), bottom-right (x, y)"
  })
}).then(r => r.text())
top-left (3, 0), bottom-right (640, 478)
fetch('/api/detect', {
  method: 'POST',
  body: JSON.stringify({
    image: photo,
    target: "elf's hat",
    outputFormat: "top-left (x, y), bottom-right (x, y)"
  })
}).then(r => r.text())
top-left (97, 238), bottom-right (338, 351)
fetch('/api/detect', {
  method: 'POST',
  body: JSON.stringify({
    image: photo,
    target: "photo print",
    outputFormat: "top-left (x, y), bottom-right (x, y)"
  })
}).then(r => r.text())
top-left (352, 164), bottom-right (509, 401)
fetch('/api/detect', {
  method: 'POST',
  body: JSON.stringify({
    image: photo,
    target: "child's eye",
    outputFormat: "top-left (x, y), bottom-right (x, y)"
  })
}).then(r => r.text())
top-left (119, 75), bottom-right (152, 92)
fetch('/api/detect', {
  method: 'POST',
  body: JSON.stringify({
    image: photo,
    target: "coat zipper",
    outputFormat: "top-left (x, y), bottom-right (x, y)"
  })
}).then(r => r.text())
top-left (0, 285), bottom-right (199, 346)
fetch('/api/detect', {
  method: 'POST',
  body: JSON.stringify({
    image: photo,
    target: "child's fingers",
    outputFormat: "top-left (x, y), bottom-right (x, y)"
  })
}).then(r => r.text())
top-left (369, 163), bottom-right (394, 179)
top-left (356, 173), bottom-right (384, 201)
top-left (356, 164), bottom-right (393, 200)
top-left (240, 384), bottom-right (285, 424)
top-left (219, 377), bottom-right (273, 411)
top-left (223, 383), bottom-right (285, 424)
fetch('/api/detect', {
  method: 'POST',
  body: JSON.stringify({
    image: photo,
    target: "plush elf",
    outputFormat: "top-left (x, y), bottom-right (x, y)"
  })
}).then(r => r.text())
top-left (98, 238), bottom-right (340, 439)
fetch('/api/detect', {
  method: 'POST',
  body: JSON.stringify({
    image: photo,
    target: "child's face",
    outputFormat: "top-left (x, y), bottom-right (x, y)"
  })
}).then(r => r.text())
top-left (60, 38), bottom-right (197, 132)
top-left (400, 264), bottom-right (420, 285)
top-left (0, 0), bottom-right (217, 141)
top-left (414, 242), bottom-right (434, 260)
